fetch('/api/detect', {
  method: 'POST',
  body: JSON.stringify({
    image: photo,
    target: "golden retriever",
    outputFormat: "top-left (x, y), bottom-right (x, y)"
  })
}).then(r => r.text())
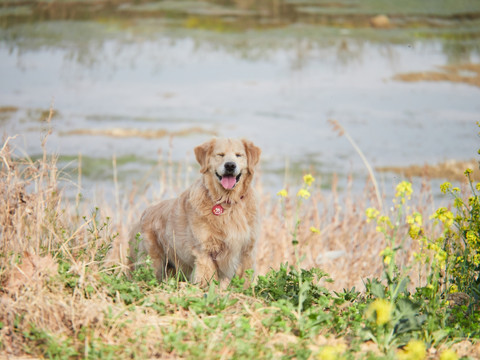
top-left (129, 138), bottom-right (261, 287)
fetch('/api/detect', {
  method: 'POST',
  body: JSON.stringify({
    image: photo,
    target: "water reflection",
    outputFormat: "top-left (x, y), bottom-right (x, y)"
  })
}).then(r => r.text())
top-left (1, 0), bottom-right (479, 198)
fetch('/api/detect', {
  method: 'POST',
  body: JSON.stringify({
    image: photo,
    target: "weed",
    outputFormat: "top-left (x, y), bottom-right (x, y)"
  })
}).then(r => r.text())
top-left (253, 263), bottom-right (331, 310)
top-left (1, 127), bottom-right (480, 359)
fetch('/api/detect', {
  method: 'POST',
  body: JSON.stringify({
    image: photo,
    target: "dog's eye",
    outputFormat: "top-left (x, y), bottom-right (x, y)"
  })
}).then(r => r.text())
top-left (236, 153), bottom-right (243, 157)
top-left (217, 153), bottom-right (225, 157)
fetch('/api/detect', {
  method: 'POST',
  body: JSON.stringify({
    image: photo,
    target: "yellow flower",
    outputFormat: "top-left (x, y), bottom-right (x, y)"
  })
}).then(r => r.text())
top-left (395, 181), bottom-right (413, 200)
top-left (466, 231), bottom-right (478, 246)
top-left (317, 344), bottom-right (346, 360)
top-left (435, 249), bottom-right (447, 268)
top-left (310, 226), bottom-right (320, 234)
top-left (384, 255), bottom-right (392, 265)
top-left (380, 247), bottom-right (394, 265)
top-left (297, 188), bottom-right (311, 199)
top-left (476, 182), bottom-right (480, 191)
top-left (464, 168), bottom-right (473, 177)
top-left (408, 225), bottom-right (422, 239)
top-left (430, 207), bottom-right (454, 228)
top-left (366, 207), bottom-right (380, 222)
top-left (407, 213), bottom-right (423, 239)
top-left (414, 213), bottom-right (422, 225)
top-left (454, 198), bottom-right (463, 208)
top-left (439, 350), bottom-right (458, 360)
top-left (473, 254), bottom-right (480, 267)
top-left (440, 182), bottom-right (452, 194)
top-left (366, 299), bottom-right (392, 326)
top-left (378, 215), bottom-right (393, 229)
top-left (303, 174), bottom-right (315, 186)
top-left (469, 195), bottom-right (479, 207)
top-left (397, 340), bottom-right (426, 360)
top-left (449, 284), bottom-right (458, 294)
top-left (277, 189), bottom-right (288, 198)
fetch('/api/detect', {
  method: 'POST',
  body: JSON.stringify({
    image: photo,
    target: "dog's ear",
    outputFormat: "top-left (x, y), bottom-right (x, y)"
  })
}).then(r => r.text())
top-left (194, 139), bottom-right (215, 173)
top-left (242, 139), bottom-right (261, 175)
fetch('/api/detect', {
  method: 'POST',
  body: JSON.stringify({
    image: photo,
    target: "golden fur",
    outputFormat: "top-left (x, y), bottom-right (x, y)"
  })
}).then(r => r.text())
top-left (129, 138), bottom-right (261, 287)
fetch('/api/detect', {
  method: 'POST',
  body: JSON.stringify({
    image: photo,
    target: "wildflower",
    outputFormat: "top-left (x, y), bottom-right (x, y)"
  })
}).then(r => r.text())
top-left (303, 174), bottom-right (315, 186)
top-left (469, 195), bottom-right (479, 207)
top-left (414, 213), bottom-right (422, 225)
top-left (310, 226), bottom-right (320, 234)
top-left (466, 231), bottom-right (479, 247)
top-left (380, 247), bottom-right (393, 265)
top-left (474, 254), bottom-right (480, 267)
top-left (440, 182), bottom-right (452, 194)
top-left (435, 249), bottom-right (447, 268)
top-left (366, 298), bottom-right (392, 326)
top-left (408, 224), bottom-right (422, 239)
top-left (439, 350), bottom-right (458, 360)
top-left (395, 181), bottom-right (413, 202)
top-left (384, 255), bottom-right (392, 265)
top-left (317, 344), bottom-right (346, 360)
top-left (407, 212), bottom-right (423, 239)
top-left (297, 188), bottom-right (311, 199)
top-left (464, 168), bottom-right (473, 177)
top-left (453, 197), bottom-right (463, 208)
top-left (277, 189), bottom-right (288, 198)
top-left (430, 207), bottom-right (454, 228)
top-left (397, 339), bottom-right (426, 360)
top-left (476, 182), bottom-right (480, 191)
top-left (449, 284), bottom-right (458, 293)
top-left (366, 207), bottom-right (380, 222)
top-left (413, 251), bottom-right (427, 264)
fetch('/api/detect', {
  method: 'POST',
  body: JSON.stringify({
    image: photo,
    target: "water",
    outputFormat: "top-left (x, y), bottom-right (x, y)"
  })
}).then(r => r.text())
top-left (1, 1), bottom-right (479, 200)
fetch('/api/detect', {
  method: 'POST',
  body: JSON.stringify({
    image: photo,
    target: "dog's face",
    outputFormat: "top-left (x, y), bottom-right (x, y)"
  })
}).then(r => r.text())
top-left (194, 138), bottom-right (261, 191)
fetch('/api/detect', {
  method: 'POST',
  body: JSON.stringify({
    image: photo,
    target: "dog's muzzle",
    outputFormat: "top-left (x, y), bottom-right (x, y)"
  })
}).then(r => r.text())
top-left (216, 162), bottom-right (241, 190)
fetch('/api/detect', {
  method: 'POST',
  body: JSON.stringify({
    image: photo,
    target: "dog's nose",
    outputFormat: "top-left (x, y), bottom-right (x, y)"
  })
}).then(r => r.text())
top-left (224, 162), bottom-right (236, 174)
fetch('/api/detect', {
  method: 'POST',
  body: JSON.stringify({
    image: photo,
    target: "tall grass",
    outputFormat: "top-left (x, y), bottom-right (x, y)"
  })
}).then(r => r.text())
top-left (1, 126), bottom-right (478, 359)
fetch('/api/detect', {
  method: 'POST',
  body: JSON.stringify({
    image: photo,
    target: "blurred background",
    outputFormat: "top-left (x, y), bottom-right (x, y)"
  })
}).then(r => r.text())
top-left (1, 0), bottom-right (479, 201)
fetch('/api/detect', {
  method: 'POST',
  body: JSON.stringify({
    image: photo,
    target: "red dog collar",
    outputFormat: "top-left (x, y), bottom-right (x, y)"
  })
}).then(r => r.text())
top-left (212, 204), bottom-right (224, 216)
top-left (212, 196), bottom-right (244, 216)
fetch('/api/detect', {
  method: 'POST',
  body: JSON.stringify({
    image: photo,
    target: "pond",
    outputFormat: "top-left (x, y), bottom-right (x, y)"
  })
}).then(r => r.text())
top-left (1, 0), bottom-right (480, 200)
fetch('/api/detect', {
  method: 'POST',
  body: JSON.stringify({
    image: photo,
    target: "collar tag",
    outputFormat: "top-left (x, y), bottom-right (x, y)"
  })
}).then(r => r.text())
top-left (212, 204), bottom-right (224, 216)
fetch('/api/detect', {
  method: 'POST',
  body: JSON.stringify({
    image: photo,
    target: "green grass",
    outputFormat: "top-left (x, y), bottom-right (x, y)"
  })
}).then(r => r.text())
top-left (8, 256), bottom-right (479, 359)
top-left (1, 123), bottom-right (479, 359)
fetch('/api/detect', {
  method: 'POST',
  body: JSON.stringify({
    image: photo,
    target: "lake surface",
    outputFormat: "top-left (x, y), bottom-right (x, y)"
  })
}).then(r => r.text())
top-left (1, 0), bottom-right (479, 199)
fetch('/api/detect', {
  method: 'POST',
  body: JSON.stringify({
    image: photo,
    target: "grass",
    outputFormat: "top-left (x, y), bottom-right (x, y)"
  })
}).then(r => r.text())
top-left (1, 121), bottom-right (479, 359)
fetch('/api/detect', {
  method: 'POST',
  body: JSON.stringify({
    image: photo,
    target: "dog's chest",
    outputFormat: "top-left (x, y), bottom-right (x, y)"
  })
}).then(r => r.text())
top-left (215, 206), bottom-right (251, 239)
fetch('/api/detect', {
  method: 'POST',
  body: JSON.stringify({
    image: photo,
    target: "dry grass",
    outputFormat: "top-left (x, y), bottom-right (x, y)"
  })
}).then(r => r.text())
top-left (377, 158), bottom-right (480, 182)
top-left (61, 127), bottom-right (217, 139)
top-left (256, 175), bottom-right (440, 291)
top-left (0, 127), bottom-right (463, 358)
top-left (393, 63), bottom-right (480, 88)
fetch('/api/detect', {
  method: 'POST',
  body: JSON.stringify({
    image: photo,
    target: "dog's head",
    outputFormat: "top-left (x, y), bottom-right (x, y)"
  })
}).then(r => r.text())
top-left (194, 138), bottom-right (261, 193)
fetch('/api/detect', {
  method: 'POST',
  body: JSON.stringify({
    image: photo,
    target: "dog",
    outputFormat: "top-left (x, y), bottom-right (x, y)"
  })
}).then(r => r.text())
top-left (129, 138), bottom-right (261, 288)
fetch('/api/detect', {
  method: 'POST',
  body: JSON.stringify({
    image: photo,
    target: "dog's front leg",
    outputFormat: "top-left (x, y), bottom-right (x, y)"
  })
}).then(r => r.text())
top-left (235, 243), bottom-right (256, 288)
top-left (192, 254), bottom-right (218, 288)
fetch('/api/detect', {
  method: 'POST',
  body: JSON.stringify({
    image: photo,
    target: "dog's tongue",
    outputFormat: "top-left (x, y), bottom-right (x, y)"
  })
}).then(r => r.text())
top-left (221, 175), bottom-right (236, 189)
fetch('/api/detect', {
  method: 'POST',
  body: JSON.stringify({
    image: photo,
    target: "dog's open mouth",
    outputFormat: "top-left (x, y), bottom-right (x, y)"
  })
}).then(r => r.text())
top-left (216, 172), bottom-right (242, 190)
